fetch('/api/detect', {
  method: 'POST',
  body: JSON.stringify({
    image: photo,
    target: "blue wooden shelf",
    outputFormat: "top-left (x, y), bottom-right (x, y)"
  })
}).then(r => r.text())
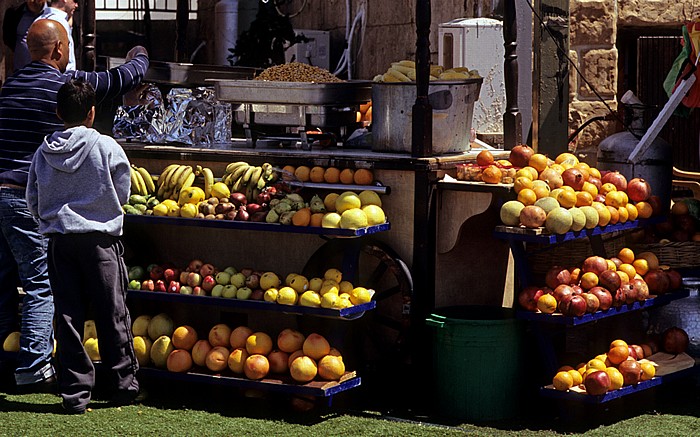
top-left (516, 288), bottom-right (691, 326)
top-left (493, 217), bottom-right (662, 245)
top-left (124, 214), bottom-right (390, 237)
top-left (127, 289), bottom-right (376, 320)
top-left (137, 367), bottom-right (360, 398)
top-left (539, 364), bottom-right (699, 404)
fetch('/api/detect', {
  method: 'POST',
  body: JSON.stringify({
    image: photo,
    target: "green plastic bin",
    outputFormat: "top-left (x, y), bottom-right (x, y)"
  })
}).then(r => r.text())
top-left (426, 306), bottom-right (522, 422)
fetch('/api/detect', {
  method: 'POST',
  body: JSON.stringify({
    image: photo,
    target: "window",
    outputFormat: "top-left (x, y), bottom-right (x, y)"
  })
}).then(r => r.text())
top-left (94, 0), bottom-right (197, 20)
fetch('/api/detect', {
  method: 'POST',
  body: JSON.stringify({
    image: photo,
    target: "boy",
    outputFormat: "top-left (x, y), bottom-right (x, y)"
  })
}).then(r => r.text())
top-left (26, 79), bottom-right (140, 414)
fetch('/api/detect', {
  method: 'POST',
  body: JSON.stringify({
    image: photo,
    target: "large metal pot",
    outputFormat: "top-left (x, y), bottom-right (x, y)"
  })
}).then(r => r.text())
top-left (371, 79), bottom-right (482, 155)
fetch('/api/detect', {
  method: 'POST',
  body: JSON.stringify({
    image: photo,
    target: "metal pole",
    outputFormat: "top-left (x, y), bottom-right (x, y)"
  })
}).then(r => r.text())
top-left (412, 0), bottom-right (432, 157)
top-left (81, 0), bottom-right (96, 71)
top-left (175, 0), bottom-right (189, 62)
top-left (503, 0), bottom-right (522, 148)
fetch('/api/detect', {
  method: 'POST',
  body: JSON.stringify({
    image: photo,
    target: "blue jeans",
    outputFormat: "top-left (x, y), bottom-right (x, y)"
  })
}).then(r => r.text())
top-left (0, 187), bottom-right (54, 385)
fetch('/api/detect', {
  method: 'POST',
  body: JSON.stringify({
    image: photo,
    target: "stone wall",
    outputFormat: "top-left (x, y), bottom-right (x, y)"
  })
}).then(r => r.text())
top-left (569, 0), bottom-right (694, 156)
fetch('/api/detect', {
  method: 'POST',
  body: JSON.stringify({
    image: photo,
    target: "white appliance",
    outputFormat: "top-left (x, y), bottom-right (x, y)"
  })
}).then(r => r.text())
top-left (284, 29), bottom-right (330, 70)
top-left (438, 18), bottom-right (505, 134)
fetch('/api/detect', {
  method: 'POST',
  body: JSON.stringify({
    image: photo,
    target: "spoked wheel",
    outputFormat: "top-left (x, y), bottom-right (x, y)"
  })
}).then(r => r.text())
top-left (301, 236), bottom-right (413, 407)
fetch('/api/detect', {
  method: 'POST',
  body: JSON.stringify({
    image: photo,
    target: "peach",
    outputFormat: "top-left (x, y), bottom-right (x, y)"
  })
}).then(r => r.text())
top-left (208, 323), bottom-right (232, 348)
top-left (191, 339), bottom-right (212, 367)
top-left (318, 355), bottom-right (345, 381)
top-left (172, 325), bottom-right (198, 351)
top-left (290, 355), bottom-right (318, 382)
top-left (229, 326), bottom-right (253, 349)
top-left (267, 350), bottom-right (289, 374)
top-left (244, 354), bottom-right (270, 380)
top-left (205, 346), bottom-right (230, 372)
top-left (287, 349), bottom-right (305, 368)
top-left (227, 347), bottom-right (249, 374)
top-left (167, 349), bottom-right (193, 373)
top-left (246, 331), bottom-right (273, 356)
top-left (277, 328), bottom-right (305, 353)
top-left (302, 333), bottom-right (330, 360)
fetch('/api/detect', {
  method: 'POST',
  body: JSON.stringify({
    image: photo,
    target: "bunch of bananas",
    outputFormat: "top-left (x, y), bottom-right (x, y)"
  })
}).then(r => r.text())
top-left (221, 161), bottom-right (276, 201)
top-left (155, 164), bottom-right (215, 202)
top-left (130, 165), bottom-right (156, 196)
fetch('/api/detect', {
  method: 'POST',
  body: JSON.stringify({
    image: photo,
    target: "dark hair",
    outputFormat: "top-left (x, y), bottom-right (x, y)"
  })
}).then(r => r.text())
top-left (56, 79), bottom-right (95, 124)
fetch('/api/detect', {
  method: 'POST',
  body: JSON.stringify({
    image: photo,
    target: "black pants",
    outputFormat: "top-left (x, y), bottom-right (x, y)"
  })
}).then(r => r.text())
top-left (47, 232), bottom-right (138, 410)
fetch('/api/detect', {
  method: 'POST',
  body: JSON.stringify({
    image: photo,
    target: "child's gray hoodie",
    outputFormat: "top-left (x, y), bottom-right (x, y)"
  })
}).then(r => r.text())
top-left (26, 125), bottom-right (131, 236)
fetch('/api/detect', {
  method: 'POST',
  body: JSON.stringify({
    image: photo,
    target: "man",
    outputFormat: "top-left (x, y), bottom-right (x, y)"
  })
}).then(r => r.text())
top-left (2, 0), bottom-right (47, 71)
top-left (0, 18), bottom-right (148, 394)
top-left (36, 0), bottom-right (78, 71)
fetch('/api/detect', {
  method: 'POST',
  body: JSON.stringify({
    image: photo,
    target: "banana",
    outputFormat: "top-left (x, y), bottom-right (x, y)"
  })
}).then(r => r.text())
top-left (136, 166), bottom-right (156, 194)
top-left (157, 164), bottom-right (180, 197)
top-left (245, 180), bottom-right (255, 201)
top-left (202, 167), bottom-right (214, 198)
top-left (130, 167), bottom-right (141, 196)
top-left (169, 165), bottom-right (189, 189)
top-left (134, 168), bottom-right (148, 196)
top-left (241, 165), bottom-right (256, 185)
top-left (248, 166), bottom-right (263, 192)
top-left (228, 164), bottom-right (249, 186)
top-left (180, 172), bottom-right (196, 191)
top-left (176, 166), bottom-right (194, 189)
top-left (225, 161), bottom-right (249, 174)
top-left (195, 164), bottom-right (202, 176)
top-left (157, 164), bottom-right (178, 189)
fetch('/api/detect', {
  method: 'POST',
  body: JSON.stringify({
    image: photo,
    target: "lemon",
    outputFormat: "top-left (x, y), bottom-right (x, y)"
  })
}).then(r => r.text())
top-left (324, 193), bottom-right (339, 212)
top-left (340, 208), bottom-right (368, 229)
top-left (285, 273), bottom-right (297, 286)
top-left (332, 296), bottom-right (353, 309)
top-left (308, 277), bottom-right (323, 292)
top-left (350, 287), bottom-right (373, 305)
top-left (161, 199), bottom-right (178, 208)
top-left (362, 205), bottom-right (386, 226)
top-left (84, 337), bottom-right (101, 361)
top-left (320, 292), bottom-right (338, 309)
top-left (133, 335), bottom-right (152, 366)
top-left (178, 186), bottom-right (205, 206)
top-left (210, 182), bottom-right (230, 199)
top-left (263, 288), bottom-right (279, 302)
top-left (2, 331), bottom-right (20, 352)
top-left (335, 192), bottom-right (361, 214)
top-left (358, 190), bottom-right (382, 207)
top-left (180, 203), bottom-right (198, 218)
top-left (152, 203), bottom-right (169, 216)
top-left (339, 292), bottom-right (351, 300)
top-left (320, 281), bottom-right (339, 296)
top-left (321, 212), bottom-right (341, 228)
top-left (324, 268), bottom-right (342, 283)
top-left (299, 290), bottom-right (321, 307)
top-left (166, 203), bottom-right (181, 217)
top-left (289, 275), bottom-right (309, 293)
top-left (276, 287), bottom-right (298, 305)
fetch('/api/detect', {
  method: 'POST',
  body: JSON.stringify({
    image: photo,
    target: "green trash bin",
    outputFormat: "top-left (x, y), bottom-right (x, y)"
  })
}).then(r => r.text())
top-left (426, 305), bottom-right (522, 422)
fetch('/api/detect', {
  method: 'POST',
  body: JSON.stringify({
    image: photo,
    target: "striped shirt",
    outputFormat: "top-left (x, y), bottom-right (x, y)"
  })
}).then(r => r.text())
top-left (0, 54), bottom-right (149, 187)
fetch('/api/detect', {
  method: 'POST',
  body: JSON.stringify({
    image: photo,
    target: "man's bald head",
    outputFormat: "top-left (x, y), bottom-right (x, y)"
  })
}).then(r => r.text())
top-left (26, 19), bottom-right (70, 71)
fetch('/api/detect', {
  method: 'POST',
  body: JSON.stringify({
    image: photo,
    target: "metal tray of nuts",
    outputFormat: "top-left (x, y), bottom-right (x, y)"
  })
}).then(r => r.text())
top-left (210, 80), bottom-right (373, 105)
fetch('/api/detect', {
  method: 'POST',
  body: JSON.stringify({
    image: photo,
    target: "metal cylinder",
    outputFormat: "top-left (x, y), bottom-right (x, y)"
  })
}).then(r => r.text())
top-left (214, 0), bottom-right (239, 65)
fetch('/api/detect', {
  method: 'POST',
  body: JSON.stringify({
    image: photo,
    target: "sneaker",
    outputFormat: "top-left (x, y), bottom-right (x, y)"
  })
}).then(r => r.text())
top-left (16, 375), bottom-right (57, 395)
top-left (61, 400), bottom-right (85, 415)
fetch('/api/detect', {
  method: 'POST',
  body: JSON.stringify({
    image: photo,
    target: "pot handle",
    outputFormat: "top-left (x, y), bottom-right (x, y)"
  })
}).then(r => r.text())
top-left (425, 315), bottom-right (446, 328)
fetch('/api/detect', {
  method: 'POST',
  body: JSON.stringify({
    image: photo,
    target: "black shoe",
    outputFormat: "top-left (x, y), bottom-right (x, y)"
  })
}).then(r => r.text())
top-left (16, 375), bottom-right (57, 395)
top-left (110, 388), bottom-right (147, 406)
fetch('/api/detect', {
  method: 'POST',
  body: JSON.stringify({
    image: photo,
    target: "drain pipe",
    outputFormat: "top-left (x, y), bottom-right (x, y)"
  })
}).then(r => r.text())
top-left (215, 0), bottom-right (240, 65)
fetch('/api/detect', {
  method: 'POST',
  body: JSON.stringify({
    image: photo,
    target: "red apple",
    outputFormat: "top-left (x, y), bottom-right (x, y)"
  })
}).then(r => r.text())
top-left (545, 266), bottom-right (572, 290)
top-left (584, 370), bottom-right (611, 395)
top-left (618, 359), bottom-right (641, 386)
top-left (168, 281), bottom-right (181, 294)
top-left (201, 275), bottom-right (217, 292)
top-left (518, 286), bottom-right (546, 311)
top-left (589, 286), bottom-right (613, 311)
top-left (187, 272), bottom-right (202, 287)
top-left (187, 259), bottom-right (204, 272)
top-left (164, 268), bottom-right (180, 284)
top-left (627, 177), bottom-right (651, 202)
top-left (149, 265), bottom-right (164, 280)
top-left (599, 270), bottom-right (621, 292)
top-left (200, 263), bottom-right (216, 277)
top-left (140, 279), bottom-right (154, 291)
top-left (179, 270), bottom-right (190, 284)
top-left (192, 286), bottom-right (205, 296)
top-left (630, 344), bottom-right (645, 360)
top-left (154, 279), bottom-right (167, 292)
top-left (663, 326), bottom-right (689, 354)
top-left (582, 256), bottom-right (609, 275)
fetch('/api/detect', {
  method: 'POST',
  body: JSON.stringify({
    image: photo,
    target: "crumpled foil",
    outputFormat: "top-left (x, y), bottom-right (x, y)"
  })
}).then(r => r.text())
top-left (113, 85), bottom-right (232, 146)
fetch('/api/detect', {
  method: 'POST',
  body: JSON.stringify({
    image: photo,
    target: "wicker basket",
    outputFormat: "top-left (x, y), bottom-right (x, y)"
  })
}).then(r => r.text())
top-left (630, 241), bottom-right (700, 269)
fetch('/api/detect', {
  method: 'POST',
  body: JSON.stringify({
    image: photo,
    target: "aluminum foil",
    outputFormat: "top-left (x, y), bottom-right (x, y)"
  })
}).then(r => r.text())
top-left (113, 85), bottom-right (232, 146)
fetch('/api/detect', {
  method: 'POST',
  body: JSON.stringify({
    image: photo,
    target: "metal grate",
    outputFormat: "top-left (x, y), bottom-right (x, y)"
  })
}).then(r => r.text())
top-left (94, 0), bottom-right (197, 12)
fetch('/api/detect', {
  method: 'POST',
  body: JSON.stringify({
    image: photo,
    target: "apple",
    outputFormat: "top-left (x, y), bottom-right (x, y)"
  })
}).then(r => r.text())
top-left (630, 344), bottom-right (645, 359)
top-left (211, 284), bottom-right (225, 297)
top-left (584, 370), bottom-right (611, 395)
top-left (230, 192), bottom-right (247, 206)
top-left (230, 273), bottom-right (246, 288)
top-left (251, 289), bottom-right (264, 300)
top-left (128, 265), bottom-right (146, 280)
top-left (240, 268), bottom-right (254, 277)
top-left (200, 263), bottom-right (216, 277)
top-left (128, 279), bottom-right (141, 290)
top-left (215, 271), bottom-right (231, 285)
top-left (589, 286), bottom-right (613, 311)
top-left (164, 268), bottom-right (180, 284)
top-left (224, 266), bottom-right (237, 275)
top-left (154, 279), bottom-right (167, 292)
top-left (149, 265), bottom-right (164, 280)
top-left (146, 263), bottom-right (159, 273)
top-left (187, 259), bottom-right (204, 272)
top-left (236, 286), bottom-right (253, 300)
top-left (180, 285), bottom-right (193, 295)
top-left (187, 272), bottom-right (202, 287)
top-left (582, 256), bottom-right (609, 275)
top-left (201, 275), bottom-right (217, 292)
top-left (141, 279), bottom-right (154, 291)
top-left (179, 270), bottom-right (190, 284)
top-left (222, 284), bottom-right (238, 298)
top-left (618, 359), bottom-right (641, 385)
top-left (545, 265), bottom-right (571, 290)
top-left (257, 191), bottom-right (271, 205)
top-left (167, 281), bottom-right (181, 293)
top-left (518, 286), bottom-right (546, 312)
top-left (192, 286), bottom-right (205, 296)
top-left (245, 274), bottom-right (260, 289)
top-left (247, 203), bottom-right (262, 214)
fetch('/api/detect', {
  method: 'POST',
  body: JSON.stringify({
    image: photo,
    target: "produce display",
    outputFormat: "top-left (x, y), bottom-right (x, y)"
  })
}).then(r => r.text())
top-left (518, 248), bottom-right (683, 317)
top-left (551, 328), bottom-right (689, 395)
top-left (495, 145), bottom-right (661, 234)
top-left (123, 161), bottom-right (387, 230)
top-left (629, 197), bottom-right (700, 244)
top-left (127, 261), bottom-right (374, 310)
top-left (372, 60), bottom-right (481, 82)
top-left (128, 313), bottom-right (350, 383)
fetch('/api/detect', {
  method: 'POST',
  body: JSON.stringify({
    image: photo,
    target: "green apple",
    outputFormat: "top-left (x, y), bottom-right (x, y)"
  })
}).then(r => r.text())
top-left (224, 266), bottom-right (238, 276)
top-left (215, 271), bottom-right (231, 285)
top-left (128, 279), bottom-right (142, 290)
top-left (211, 284), bottom-right (225, 297)
top-left (128, 266), bottom-right (146, 281)
top-left (236, 286), bottom-right (253, 300)
top-left (222, 284), bottom-right (238, 298)
top-left (230, 273), bottom-right (246, 288)
top-left (180, 285), bottom-right (193, 295)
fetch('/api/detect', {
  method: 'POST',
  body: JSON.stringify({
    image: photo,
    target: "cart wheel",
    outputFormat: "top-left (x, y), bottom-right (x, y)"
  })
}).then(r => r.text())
top-left (301, 237), bottom-right (413, 370)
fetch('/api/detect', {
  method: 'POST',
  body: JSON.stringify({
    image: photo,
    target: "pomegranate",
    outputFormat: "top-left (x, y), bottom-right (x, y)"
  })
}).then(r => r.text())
top-left (666, 270), bottom-right (682, 290)
top-left (518, 286), bottom-right (546, 312)
top-left (648, 195), bottom-right (664, 216)
top-left (599, 270), bottom-right (622, 293)
top-left (589, 286), bottom-right (613, 311)
top-left (644, 270), bottom-right (670, 295)
top-left (581, 292), bottom-right (600, 313)
top-left (630, 278), bottom-right (649, 301)
top-left (582, 256), bottom-right (609, 275)
top-left (552, 284), bottom-right (574, 303)
top-left (508, 144), bottom-right (535, 168)
top-left (562, 168), bottom-right (585, 190)
top-left (663, 327), bottom-right (689, 354)
top-left (618, 283), bottom-right (638, 304)
top-left (559, 294), bottom-right (587, 317)
top-left (627, 177), bottom-right (651, 202)
top-left (545, 265), bottom-right (572, 290)
top-left (618, 359), bottom-right (641, 385)
top-left (601, 171), bottom-right (628, 192)
top-left (587, 176), bottom-right (602, 190)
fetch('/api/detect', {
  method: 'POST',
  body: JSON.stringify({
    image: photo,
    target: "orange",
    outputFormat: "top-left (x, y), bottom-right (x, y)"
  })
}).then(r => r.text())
top-left (522, 166), bottom-right (539, 180)
top-left (581, 181), bottom-right (598, 197)
top-left (353, 169), bottom-right (374, 185)
top-left (618, 248), bottom-right (635, 264)
top-left (626, 203), bottom-right (639, 221)
top-left (586, 358), bottom-right (607, 371)
top-left (618, 263), bottom-right (637, 280)
top-left (282, 165), bottom-right (296, 175)
top-left (635, 201), bottom-right (653, 219)
top-left (617, 206), bottom-right (629, 223)
top-left (600, 182), bottom-right (617, 196)
top-left (592, 202), bottom-right (611, 226)
top-left (575, 191), bottom-right (594, 207)
top-left (552, 371), bottom-right (574, 391)
top-left (310, 213), bottom-right (324, 227)
top-left (533, 184), bottom-right (551, 199)
top-left (589, 167), bottom-right (602, 179)
top-left (605, 367), bottom-right (624, 390)
top-left (517, 189), bottom-right (537, 206)
top-left (549, 163), bottom-right (565, 174)
top-left (610, 339), bottom-right (628, 349)
top-left (632, 258), bottom-right (650, 276)
top-left (476, 150), bottom-right (495, 166)
top-left (294, 166), bottom-right (311, 182)
top-left (607, 345), bottom-right (629, 365)
top-left (555, 152), bottom-right (579, 165)
top-left (606, 205), bottom-right (619, 225)
top-left (640, 362), bottom-right (656, 381)
top-left (606, 259), bottom-right (617, 271)
top-left (529, 154), bottom-right (549, 173)
top-left (309, 166), bottom-right (326, 183)
top-left (574, 164), bottom-right (590, 181)
top-left (515, 169), bottom-right (534, 180)
top-left (481, 165), bottom-right (502, 184)
top-left (324, 167), bottom-right (341, 183)
top-left (568, 369), bottom-right (583, 386)
top-left (514, 177), bottom-right (534, 194)
top-left (536, 293), bottom-right (557, 314)
top-left (292, 208), bottom-right (311, 226)
top-left (556, 190), bottom-right (577, 208)
top-left (339, 169), bottom-right (355, 184)
top-left (617, 270), bottom-right (630, 284)
top-left (580, 272), bottom-right (599, 290)
top-left (605, 191), bottom-right (627, 208)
